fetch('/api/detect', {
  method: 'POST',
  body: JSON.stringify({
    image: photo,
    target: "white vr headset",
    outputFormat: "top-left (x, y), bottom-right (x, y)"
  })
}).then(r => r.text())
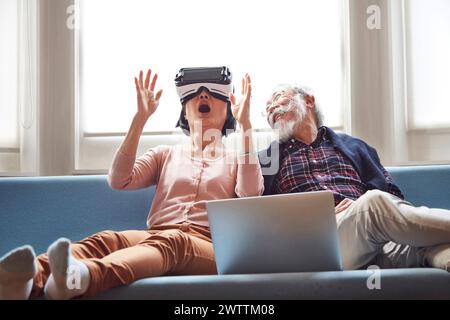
top-left (175, 67), bottom-right (234, 104)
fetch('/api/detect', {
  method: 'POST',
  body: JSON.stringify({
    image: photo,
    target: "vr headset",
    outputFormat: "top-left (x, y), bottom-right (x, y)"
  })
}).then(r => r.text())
top-left (175, 66), bottom-right (234, 104)
top-left (175, 66), bottom-right (236, 136)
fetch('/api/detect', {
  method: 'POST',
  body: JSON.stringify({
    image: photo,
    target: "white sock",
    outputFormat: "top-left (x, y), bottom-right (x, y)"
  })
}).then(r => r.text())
top-left (44, 238), bottom-right (90, 300)
top-left (424, 243), bottom-right (450, 271)
top-left (0, 245), bottom-right (36, 300)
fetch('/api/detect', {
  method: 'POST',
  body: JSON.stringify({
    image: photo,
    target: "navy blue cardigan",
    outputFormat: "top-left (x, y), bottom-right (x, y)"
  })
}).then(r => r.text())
top-left (258, 127), bottom-right (404, 198)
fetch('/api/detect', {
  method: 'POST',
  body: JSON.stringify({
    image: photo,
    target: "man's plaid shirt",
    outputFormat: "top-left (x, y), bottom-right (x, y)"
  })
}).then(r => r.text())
top-left (274, 127), bottom-right (404, 205)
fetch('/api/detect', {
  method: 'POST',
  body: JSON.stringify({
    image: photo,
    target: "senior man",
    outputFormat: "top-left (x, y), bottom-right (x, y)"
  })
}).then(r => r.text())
top-left (259, 84), bottom-right (450, 271)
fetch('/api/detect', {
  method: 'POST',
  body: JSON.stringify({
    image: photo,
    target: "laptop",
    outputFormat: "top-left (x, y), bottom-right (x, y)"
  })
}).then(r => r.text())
top-left (206, 191), bottom-right (343, 275)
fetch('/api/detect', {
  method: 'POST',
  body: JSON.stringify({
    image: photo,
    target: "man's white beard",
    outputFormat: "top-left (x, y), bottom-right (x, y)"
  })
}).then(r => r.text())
top-left (274, 119), bottom-right (296, 143)
top-left (272, 97), bottom-right (307, 143)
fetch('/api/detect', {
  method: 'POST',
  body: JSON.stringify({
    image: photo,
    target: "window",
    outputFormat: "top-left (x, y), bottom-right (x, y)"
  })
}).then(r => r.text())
top-left (0, 0), bottom-right (37, 175)
top-left (0, 0), bottom-right (18, 151)
top-left (0, 0), bottom-right (19, 172)
top-left (405, 0), bottom-right (450, 130)
top-left (75, 0), bottom-right (347, 171)
top-left (78, 0), bottom-right (346, 136)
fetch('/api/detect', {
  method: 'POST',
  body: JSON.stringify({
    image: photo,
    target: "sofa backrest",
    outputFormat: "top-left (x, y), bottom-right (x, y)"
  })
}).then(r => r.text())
top-left (0, 176), bottom-right (155, 255)
top-left (1, 165), bottom-right (449, 255)
top-left (388, 165), bottom-right (450, 209)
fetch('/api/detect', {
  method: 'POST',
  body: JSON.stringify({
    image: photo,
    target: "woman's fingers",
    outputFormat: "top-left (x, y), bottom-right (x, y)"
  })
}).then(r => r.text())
top-left (144, 69), bottom-right (152, 90)
top-left (240, 74), bottom-right (251, 108)
top-left (136, 68), bottom-right (159, 96)
top-left (139, 71), bottom-right (144, 88)
top-left (242, 74), bottom-right (251, 96)
top-left (155, 89), bottom-right (163, 102)
top-left (134, 77), bottom-right (141, 96)
top-left (150, 73), bottom-right (158, 92)
top-left (245, 75), bottom-right (252, 99)
top-left (244, 84), bottom-right (252, 106)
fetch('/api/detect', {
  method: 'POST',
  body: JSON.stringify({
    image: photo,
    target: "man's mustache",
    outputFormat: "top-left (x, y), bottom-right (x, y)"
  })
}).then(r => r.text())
top-left (269, 104), bottom-right (296, 126)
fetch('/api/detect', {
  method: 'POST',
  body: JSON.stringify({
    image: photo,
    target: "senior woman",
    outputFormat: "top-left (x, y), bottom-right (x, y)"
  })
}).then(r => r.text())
top-left (0, 67), bottom-right (263, 300)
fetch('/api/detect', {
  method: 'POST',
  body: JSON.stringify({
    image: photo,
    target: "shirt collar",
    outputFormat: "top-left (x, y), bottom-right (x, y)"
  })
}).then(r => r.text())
top-left (282, 126), bottom-right (328, 150)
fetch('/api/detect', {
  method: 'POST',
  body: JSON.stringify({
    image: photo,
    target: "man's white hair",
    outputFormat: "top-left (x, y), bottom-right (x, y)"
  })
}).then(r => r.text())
top-left (270, 84), bottom-right (324, 127)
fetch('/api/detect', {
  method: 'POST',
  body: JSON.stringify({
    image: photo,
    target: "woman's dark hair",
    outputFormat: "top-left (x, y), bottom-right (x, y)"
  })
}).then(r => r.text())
top-left (176, 101), bottom-right (236, 136)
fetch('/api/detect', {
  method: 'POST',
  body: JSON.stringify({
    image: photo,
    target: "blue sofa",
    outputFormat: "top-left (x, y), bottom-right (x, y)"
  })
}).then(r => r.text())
top-left (1, 165), bottom-right (450, 299)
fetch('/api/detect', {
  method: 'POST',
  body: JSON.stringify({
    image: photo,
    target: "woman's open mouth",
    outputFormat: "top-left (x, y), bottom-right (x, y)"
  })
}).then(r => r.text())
top-left (198, 104), bottom-right (211, 114)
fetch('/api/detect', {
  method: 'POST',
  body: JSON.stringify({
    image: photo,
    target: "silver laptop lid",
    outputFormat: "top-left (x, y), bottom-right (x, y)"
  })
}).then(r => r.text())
top-left (206, 191), bottom-right (342, 274)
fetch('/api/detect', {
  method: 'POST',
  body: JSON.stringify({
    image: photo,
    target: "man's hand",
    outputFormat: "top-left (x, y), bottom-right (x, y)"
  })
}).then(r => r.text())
top-left (230, 73), bottom-right (252, 129)
top-left (335, 198), bottom-right (354, 214)
top-left (134, 69), bottom-right (163, 125)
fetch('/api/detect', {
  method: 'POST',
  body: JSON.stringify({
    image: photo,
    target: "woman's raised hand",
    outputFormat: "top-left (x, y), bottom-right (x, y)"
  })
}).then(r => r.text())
top-left (134, 69), bottom-right (163, 124)
top-left (230, 73), bottom-right (252, 129)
